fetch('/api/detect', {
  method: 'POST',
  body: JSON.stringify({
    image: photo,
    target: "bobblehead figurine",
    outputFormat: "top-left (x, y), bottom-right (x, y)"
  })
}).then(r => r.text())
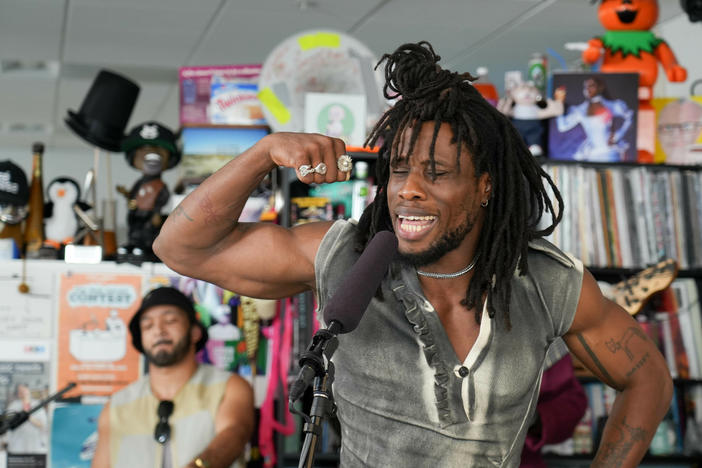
top-left (117, 122), bottom-right (180, 263)
top-left (43, 176), bottom-right (90, 257)
top-left (0, 160), bottom-right (29, 259)
top-left (582, 0), bottom-right (687, 162)
top-left (497, 74), bottom-right (565, 157)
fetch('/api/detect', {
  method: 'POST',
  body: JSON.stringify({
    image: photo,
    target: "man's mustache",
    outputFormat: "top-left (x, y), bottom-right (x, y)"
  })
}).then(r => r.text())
top-left (153, 339), bottom-right (173, 346)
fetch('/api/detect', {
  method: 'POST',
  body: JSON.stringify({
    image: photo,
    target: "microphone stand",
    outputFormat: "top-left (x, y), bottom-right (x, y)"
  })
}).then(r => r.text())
top-left (0, 382), bottom-right (76, 436)
top-left (289, 324), bottom-right (340, 468)
top-left (296, 363), bottom-right (335, 468)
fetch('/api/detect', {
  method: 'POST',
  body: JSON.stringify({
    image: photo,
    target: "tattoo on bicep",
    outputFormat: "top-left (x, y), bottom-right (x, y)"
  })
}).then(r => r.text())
top-left (172, 204), bottom-right (193, 222)
top-left (576, 333), bottom-right (616, 386)
top-left (605, 327), bottom-right (649, 360)
top-left (593, 417), bottom-right (647, 467)
top-left (625, 352), bottom-right (650, 378)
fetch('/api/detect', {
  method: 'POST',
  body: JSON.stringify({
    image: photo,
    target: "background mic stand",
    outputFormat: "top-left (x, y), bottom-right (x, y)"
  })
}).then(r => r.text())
top-left (0, 382), bottom-right (76, 436)
top-left (294, 362), bottom-right (336, 468)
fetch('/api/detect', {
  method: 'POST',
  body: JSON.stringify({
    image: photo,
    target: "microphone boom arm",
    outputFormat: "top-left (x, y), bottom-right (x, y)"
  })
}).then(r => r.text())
top-left (0, 382), bottom-right (77, 436)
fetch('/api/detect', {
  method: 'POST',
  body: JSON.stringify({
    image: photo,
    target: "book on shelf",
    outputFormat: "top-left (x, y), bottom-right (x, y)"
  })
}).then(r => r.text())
top-left (671, 280), bottom-right (702, 379)
top-left (610, 169), bottom-right (633, 268)
top-left (669, 171), bottom-right (687, 269)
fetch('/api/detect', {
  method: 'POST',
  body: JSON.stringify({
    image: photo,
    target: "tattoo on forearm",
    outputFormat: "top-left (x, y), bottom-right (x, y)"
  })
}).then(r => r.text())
top-left (593, 417), bottom-right (647, 467)
top-left (172, 204), bottom-right (193, 222)
top-left (605, 327), bottom-right (649, 360)
top-left (576, 333), bottom-right (616, 386)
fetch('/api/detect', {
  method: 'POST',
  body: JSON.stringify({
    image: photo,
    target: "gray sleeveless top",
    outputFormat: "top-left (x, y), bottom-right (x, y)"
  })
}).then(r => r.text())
top-left (315, 220), bottom-right (583, 467)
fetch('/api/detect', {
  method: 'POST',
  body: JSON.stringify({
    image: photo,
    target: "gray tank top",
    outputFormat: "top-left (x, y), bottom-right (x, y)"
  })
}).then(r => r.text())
top-left (315, 220), bottom-right (583, 467)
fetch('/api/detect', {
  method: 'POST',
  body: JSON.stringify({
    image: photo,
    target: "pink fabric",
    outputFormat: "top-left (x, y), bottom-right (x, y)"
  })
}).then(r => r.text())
top-left (520, 355), bottom-right (588, 468)
top-left (259, 299), bottom-right (296, 468)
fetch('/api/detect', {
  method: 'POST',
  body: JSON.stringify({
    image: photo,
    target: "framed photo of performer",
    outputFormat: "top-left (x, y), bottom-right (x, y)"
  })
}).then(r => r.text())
top-left (548, 72), bottom-right (639, 162)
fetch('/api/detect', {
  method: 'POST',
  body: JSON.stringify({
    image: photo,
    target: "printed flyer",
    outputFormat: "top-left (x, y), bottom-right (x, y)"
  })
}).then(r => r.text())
top-left (56, 273), bottom-right (142, 398)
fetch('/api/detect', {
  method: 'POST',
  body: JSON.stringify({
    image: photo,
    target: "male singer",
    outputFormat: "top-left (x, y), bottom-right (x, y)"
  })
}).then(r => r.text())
top-left (154, 41), bottom-right (672, 467)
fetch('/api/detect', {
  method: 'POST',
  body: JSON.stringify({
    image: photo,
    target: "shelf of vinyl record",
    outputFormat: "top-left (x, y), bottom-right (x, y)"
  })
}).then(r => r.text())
top-left (540, 161), bottom-right (702, 271)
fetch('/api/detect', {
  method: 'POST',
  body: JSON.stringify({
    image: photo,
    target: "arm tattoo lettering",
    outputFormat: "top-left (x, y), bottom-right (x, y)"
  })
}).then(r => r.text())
top-left (593, 417), bottom-right (647, 467)
top-left (625, 352), bottom-right (650, 379)
top-left (172, 204), bottom-right (193, 222)
top-left (605, 327), bottom-right (649, 360)
top-left (576, 333), bottom-right (616, 387)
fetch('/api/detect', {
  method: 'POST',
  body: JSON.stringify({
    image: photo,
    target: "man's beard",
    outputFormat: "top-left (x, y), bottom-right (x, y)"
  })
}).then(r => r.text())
top-left (398, 213), bottom-right (475, 268)
top-left (144, 333), bottom-right (191, 367)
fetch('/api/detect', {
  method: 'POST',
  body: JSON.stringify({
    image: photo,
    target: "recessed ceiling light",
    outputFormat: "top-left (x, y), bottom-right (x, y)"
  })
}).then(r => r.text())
top-left (0, 60), bottom-right (59, 78)
top-left (0, 122), bottom-right (53, 134)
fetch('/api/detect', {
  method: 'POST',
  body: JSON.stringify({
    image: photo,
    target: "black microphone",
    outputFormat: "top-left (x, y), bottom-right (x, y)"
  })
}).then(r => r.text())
top-left (323, 229), bottom-right (398, 333)
top-left (289, 230), bottom-right (398, 402)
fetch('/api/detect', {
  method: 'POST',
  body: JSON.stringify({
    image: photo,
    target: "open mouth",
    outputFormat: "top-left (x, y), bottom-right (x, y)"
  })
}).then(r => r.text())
top-left (616, 8), bottom-right (638, 23)
top-left (397, 215), bottom-right (437, 235)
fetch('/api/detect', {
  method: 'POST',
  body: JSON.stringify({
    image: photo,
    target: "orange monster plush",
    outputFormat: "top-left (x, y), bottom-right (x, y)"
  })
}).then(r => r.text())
top-left (583, 0), bottom-right (687, 162)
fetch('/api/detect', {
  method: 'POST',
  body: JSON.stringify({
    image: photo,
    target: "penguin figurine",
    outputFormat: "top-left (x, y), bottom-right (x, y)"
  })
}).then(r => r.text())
top-left (44, 177), bottom-right (83, 252)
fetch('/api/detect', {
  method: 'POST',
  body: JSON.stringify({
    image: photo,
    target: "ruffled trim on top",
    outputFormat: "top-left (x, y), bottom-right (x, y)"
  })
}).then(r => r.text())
top-left (390, 270), bottom-right (454, 426)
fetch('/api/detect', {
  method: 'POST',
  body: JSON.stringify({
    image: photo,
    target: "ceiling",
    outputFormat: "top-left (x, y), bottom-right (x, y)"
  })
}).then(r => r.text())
top-left (0, 0), bottom-right (689, 153)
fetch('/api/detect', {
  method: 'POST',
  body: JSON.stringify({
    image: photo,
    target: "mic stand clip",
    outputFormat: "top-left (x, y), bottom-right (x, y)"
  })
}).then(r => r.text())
top-left (291, 362), bottom-right (336, 468)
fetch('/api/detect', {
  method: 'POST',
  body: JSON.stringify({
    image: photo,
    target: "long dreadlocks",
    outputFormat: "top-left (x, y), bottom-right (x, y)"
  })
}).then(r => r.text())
top-left (355, 41), bottom-right (564, 329)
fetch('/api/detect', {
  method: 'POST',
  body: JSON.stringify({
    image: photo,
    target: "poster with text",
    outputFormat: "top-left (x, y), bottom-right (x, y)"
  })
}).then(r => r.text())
top-left (56, 273), bottom-right (142, 398)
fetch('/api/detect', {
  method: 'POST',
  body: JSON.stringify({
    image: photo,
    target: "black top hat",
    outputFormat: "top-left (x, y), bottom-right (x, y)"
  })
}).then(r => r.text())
top-left (681, 0), bottom-right (702, 22)
top-left (128, 286), bottom-right (208, 354)
top-left (122, 121), bottom-right (181, 169)
top-left (0, 160), bottom-right (29, 206)
top-left (65, 69), bottom-right (140, 152)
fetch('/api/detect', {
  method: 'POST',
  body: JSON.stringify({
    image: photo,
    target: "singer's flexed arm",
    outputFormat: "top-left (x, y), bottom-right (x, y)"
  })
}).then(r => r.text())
top-left (154, 132), bottom-right (349, 298)
top-left (563, 270), bottom-right (673, 467)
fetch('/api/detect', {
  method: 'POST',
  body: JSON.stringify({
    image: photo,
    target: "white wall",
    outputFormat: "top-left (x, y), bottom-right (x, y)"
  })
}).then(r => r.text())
top-left (654, 15), bottom-right (702, 98)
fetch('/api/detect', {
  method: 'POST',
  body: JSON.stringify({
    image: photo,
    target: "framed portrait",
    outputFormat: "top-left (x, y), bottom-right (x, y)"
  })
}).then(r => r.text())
top-left (548, 72), bottom-right (639, 162)
top-left (653, 96), bottom-right (702, 165)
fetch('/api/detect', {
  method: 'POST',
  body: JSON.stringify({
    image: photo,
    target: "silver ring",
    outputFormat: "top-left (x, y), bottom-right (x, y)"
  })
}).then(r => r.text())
top-left (298, 164), bottom-right (314, 177)
top-left (337, 154), bottom-right (353, 172)
top-left (314, 162), bottom-right (327, 175)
